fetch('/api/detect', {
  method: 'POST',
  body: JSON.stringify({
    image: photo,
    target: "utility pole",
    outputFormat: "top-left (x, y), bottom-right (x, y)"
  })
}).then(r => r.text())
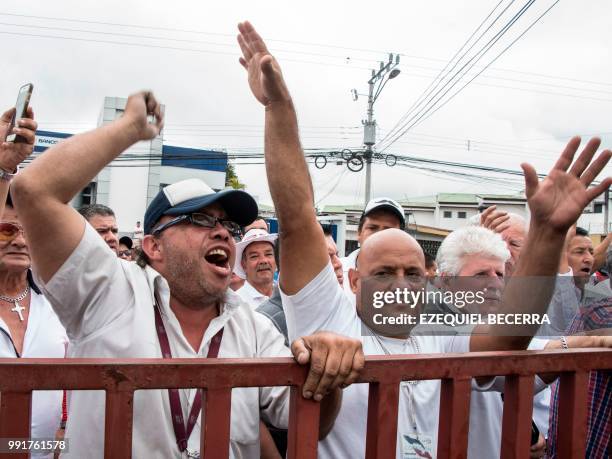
top-left (363, 73), bottom-right (376, 205)
top-left (353, 54), bottom-right (401, 206)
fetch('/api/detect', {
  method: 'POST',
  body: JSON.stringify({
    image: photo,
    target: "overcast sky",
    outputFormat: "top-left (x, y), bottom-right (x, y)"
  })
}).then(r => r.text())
top-left (3, 0), bottom-right (611, 206)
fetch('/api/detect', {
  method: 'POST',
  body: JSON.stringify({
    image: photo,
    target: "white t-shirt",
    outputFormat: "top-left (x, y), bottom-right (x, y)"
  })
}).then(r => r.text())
top-left (282, 262), bottom-right (477, 459)
top-left (38, 223), bottom-right (290, 459)
top-left (0, 282), bottom-right (68, 458)
top-left (236, 281), bottom-right (270, 310)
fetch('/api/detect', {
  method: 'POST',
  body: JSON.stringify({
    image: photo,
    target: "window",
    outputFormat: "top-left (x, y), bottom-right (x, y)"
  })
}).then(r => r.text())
top-left (80, 182), bottom-right (97, 206)
top-left (443, 211), bottom-right (452, 218)
top-left (458, 211), bottom-right (467, 219)
top-left (594, 203), bottom-right (603, 214)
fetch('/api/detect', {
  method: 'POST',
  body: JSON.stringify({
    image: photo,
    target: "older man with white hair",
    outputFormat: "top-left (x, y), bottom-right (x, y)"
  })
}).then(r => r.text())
top-left (437, 225), bottom-right (509, 278)
top-left (436, 225), bottom-right (548, 458)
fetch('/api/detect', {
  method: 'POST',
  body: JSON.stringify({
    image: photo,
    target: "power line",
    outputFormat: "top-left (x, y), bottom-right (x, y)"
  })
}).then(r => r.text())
top-left (378, 0), bottom-right (539, 150)
top-left (379, 0), bottom-right (560, 153)
top-left (2, 12), bottom-right (611, 93)
top-left (4, 11), bottom-right (611, 87)
top-left (1, 19), bottom-right (608, 111)
top-left (379, 0), bottom-right (516, 146)
top-left (401, 0), bottom-right (562, 137)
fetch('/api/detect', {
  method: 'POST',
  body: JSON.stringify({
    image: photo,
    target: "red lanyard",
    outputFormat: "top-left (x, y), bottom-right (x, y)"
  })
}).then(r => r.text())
top-left (154, 305), bottom-right (224, 452)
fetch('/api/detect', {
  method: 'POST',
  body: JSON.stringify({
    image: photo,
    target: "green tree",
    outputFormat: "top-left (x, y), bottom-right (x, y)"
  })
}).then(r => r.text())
top-left (225, 161), bottom-right (245, 190)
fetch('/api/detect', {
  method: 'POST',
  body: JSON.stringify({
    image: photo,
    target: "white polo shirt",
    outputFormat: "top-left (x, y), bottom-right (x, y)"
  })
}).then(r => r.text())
top-left (38, 223), bottom-right (290, 458)
top-left (0, 279), bottom-right (67, 458)
top-left (236, 281), bottom-right (270, 310)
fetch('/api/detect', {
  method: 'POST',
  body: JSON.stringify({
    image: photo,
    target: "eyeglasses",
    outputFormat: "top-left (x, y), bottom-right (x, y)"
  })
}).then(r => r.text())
top-left (0, 222), bottom-right (25, 242)
top-left (118, 250), bottom-right (132, 258)
top-left (152, 213), bottom-right (241, 237)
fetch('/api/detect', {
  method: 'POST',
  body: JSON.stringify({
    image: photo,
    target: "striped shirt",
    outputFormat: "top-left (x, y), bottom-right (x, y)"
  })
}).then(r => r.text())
top-left (546, 297), bottom-right (611, 458)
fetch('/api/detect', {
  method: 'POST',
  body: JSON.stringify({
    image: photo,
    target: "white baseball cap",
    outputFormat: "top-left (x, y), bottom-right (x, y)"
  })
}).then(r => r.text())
top-left (362, 197), bottom-right (406, 228)
top-left (233, 228), bottom-right (278, 279)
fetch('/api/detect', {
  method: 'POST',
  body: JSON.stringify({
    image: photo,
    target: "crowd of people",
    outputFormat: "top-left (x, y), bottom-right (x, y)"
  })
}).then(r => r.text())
top-left (0, 21), bottom-right (610, 459)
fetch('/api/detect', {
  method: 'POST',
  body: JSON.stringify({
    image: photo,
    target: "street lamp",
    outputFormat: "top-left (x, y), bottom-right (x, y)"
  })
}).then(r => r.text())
top-left (355, 53), bottom-right (401, 206)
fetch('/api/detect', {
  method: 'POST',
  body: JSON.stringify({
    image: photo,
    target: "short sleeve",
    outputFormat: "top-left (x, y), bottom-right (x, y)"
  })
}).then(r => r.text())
top-left (38, 223), bottom-right (134, 341)
top-left (281, 262), bottom-right (358, 341)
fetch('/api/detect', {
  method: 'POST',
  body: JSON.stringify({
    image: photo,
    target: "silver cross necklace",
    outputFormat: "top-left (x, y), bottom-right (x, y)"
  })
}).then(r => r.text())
top-left (0, 285), bottom-right (30, 321)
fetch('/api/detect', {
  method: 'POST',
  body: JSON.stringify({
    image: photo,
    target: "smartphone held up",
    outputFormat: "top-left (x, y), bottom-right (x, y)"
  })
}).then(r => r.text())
top-left (5, 83), bottom-right (34, 143)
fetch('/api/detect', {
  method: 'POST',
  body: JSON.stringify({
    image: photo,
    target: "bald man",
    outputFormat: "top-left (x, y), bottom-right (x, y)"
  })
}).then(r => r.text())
top-left (245, 22), bottom-right (612, 459)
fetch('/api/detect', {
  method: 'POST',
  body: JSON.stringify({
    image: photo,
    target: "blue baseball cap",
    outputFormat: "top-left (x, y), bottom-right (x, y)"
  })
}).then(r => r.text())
top-left (144, 178), bottom-right (258, 234)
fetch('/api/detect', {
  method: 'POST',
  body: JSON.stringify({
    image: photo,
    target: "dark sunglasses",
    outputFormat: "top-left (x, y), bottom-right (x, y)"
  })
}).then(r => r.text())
top-left (0, 222), bottom-right (25, 242)
top-left (152, 213), bottom-right (241, 237)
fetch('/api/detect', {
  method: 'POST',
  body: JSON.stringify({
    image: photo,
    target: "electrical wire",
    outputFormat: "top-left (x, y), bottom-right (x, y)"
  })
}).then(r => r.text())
top-left (378, 0), bottom-right (541, 151)
top-left (379, 0), bottom-right (561, 152)
top-left (379, 0), bottom-right (515, 146)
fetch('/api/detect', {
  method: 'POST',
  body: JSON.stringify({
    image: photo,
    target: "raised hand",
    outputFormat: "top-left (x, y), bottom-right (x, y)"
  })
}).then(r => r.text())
top-left (0, 107), bottom-right (37, 172)
top-left (122, 91), bottom-right (164, 141)
top-left (522, 137), bottom-right (611, 233)
top-left (480, 205), bottom-right (511, 233)
top-left (237, 21), bottom-right (291, 106)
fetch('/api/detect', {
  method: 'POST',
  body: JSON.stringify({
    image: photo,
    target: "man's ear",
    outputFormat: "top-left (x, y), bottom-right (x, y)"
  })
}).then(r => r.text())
top-left (348, 268), bottom-right (360, 294)
top-left (142, 235), bottom-right (163, 263)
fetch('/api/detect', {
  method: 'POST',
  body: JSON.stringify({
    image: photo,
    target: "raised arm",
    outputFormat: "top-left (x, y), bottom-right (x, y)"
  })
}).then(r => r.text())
top-left (471, 137), bottom-right (611, 352)
top-left (11, 92), bottom-right (163, 282)
top-left (0, 107), bottom-right (37, 217)
top-left (592, 231), bottom-right (611, 273)
top-left (237, 21), bottom-right (328, 295)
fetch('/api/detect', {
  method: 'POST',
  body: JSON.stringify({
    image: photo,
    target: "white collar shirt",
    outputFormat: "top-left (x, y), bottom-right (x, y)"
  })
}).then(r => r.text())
top-left (339, 248), bottom-right (359, 301)
top-left (236, 281), bottom-right (270, 310)
top-left (0, 282), bottom-right (67, 458)
top-left (37, 223), bottom-right (290, 459)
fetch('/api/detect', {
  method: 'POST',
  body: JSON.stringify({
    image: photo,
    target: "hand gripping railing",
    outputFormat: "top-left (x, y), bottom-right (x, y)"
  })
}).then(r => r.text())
top-left (0, 348), bottom-right (610, 459)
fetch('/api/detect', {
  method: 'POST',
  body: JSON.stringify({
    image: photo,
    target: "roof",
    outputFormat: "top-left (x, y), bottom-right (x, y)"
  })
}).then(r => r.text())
top-left (406, 223), bottom-right (451, 237)
top-left (321, 204), bottom-right (364, 213)
top-left (480, 193), bottom-right (526, 202)
top-left (321, 192), bottom-right (526, 214)
top-left (398, 195), bottom-right (437, 208)
top-left (436, 193), bottom-right (479, 204)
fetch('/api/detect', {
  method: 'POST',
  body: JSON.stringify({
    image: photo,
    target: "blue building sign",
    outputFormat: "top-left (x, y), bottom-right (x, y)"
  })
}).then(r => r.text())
top-left (33, 131), bottom-right (228, 174)
top-left (162, 145), bottom-right (227, 172)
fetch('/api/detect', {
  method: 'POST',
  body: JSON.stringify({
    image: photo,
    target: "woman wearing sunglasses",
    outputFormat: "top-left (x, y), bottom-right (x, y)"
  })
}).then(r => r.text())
top-left (0, 105), bottom-right (68, 458)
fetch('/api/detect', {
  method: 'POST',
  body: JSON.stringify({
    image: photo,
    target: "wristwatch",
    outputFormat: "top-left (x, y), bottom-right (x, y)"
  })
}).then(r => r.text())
top-left (0, 167), bottom-right (17, 182)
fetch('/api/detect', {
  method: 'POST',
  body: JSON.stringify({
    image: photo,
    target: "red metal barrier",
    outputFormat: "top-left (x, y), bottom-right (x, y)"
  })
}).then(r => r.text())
top-left (0, 348), bottom-right (610, 459)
